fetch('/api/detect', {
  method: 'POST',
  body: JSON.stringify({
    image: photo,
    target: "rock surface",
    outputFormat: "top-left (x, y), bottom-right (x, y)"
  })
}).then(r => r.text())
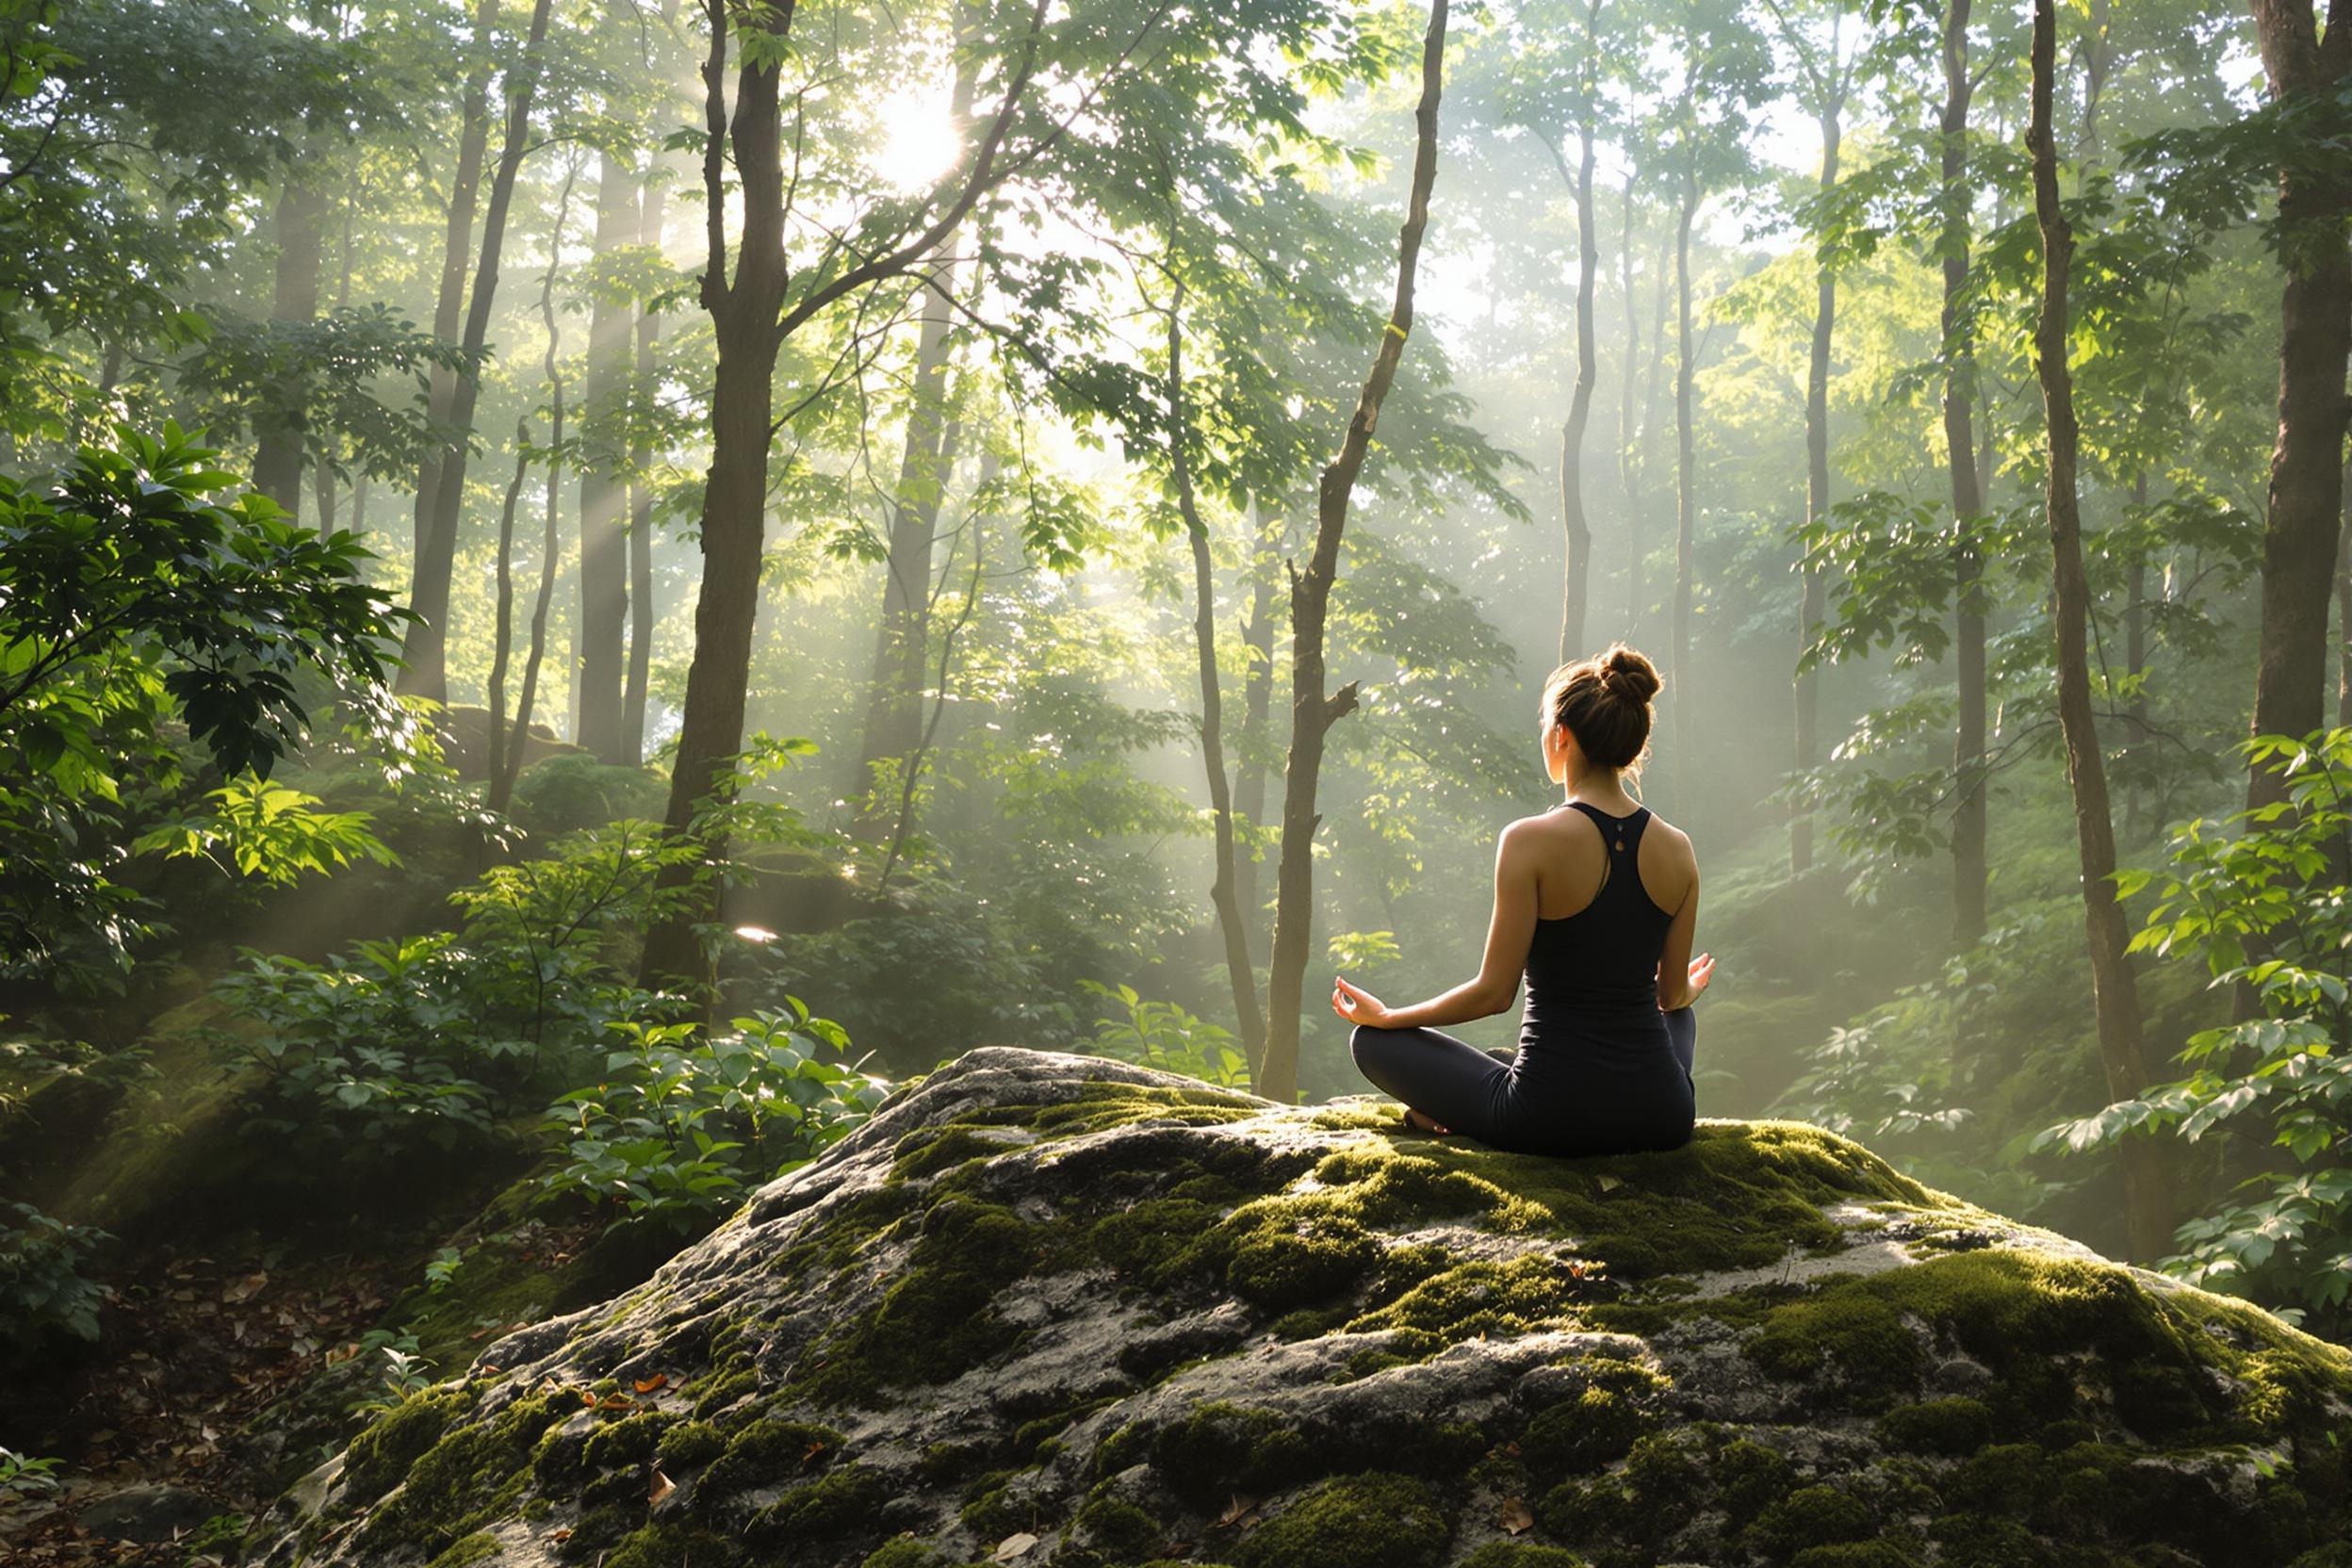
top-left (254, 1047), bottom-right (2352, 1568)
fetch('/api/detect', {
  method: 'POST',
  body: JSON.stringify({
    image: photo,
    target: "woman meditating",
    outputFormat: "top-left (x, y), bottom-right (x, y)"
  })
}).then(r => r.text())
top-left (1333, 644), bottom-right (1713, 1156)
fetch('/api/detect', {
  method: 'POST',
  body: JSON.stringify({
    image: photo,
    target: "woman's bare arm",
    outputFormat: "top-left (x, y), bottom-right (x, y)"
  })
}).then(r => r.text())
top-left (1655, 841), bottom-right (1707, 1009)
top-left (1333, 821), bottom-right (1539, 1032)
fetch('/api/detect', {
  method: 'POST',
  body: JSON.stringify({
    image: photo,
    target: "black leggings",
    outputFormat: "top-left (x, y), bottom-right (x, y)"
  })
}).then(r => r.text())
top-left (1348, 1007), bottom-right (1696, 1152)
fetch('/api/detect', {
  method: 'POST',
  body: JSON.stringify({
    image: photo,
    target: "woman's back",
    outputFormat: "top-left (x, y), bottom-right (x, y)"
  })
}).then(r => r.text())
top-left (1522, 800), bottom-right (1680, 1021)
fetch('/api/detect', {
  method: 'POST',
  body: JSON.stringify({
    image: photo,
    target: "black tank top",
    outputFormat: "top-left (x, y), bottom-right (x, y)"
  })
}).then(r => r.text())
top-left (1520, 802), bottom-right (1675, 1025)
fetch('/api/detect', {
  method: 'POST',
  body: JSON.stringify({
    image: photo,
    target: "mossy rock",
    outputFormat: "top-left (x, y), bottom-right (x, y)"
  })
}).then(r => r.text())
top-left (251, 1047), bottom-right (2352, 1568)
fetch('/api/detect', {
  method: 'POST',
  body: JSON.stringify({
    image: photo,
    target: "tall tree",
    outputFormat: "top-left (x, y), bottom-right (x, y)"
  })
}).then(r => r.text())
top-left (408, 0), bottom-right (500, 565)
top-left (1940, 0), bottom-right (1989, 944)
top-left (251, 174), bottom-right (326, 518)
top-left (2027, 0), bottom-right (2171, 1263)
top-left (635, 0), bottom-right (1054, 988)
top-left (576, 147), bottom-right (639, 762)
top-left (1258, 0), bottom-right (1448, 1104)
top-left (622, 162), bottom-right (668, 768)
top-left (1770, 0), bottom-right (1854, 875)
top-left (399, 0), bottom-right (557, 705)
top-left (2241, 0), bottom-right (2352, 812)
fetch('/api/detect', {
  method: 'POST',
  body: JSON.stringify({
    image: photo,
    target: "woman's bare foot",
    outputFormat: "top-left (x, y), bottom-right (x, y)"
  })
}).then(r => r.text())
top-left (1402, 1107), bottom-right (1452, 1135)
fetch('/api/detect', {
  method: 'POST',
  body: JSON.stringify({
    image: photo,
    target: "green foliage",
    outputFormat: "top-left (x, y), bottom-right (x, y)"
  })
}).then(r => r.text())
top-left (1077, 979), bottom-right (1251, 1089)
top-left (544, 1000), bottom-right (888, 1224)
top-left (346, 1330), bottom-right (437, 1419)
top-left (0, 1446), bottom-right (63, 1501)
top-left (2039, 730), bottom-right (2352, 1333)
top-left (0, 1199), bottom-right (111, 1344)
top-left (133, 776), bottom-right (397, 887)
top-left (0, 423), bottom-right (401, 988)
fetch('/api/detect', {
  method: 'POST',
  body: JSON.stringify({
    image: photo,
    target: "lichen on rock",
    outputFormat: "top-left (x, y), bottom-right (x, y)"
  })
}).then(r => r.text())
top-left (253, 1046), bottom-right (2352, 1568)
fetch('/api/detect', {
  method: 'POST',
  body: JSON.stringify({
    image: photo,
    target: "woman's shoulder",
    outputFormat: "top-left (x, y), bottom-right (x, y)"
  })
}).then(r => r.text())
top-left (1642, 811), bottom-right (1697, 864)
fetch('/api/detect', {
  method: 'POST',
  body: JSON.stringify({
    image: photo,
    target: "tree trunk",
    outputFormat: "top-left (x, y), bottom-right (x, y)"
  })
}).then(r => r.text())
top-left (399, 0), bottom-right (557, 705)
top-left (848, 244), bottom-right (964, 829)
top-left (1670, 147), bottom-right (1697, 786)
top-left (1792, 91), bottom-right (1842, 875)
top-left (253, 176), bottom-right (327, 520)
top-left (410, 0), bottom-right (499, 566)
top-left (577, 150), bottom-right (639, 762)
top-left (2243, 0), bottom-right (2352, 812)
top-left (2338, 485), bottom-right (2352, 730)
top-left (1616, 167), bottom-right (1643, 638)
top-left (1943, 0), bottom-right (1988, 945)
top-left (1168, 273), bottom-right (1267, 1059)
top-left (2029, 0), bottom-right (2172, 1265)
top-left (1233, 509), bottom-right (1279, 948)
top-left (485, 424), bottom-right (532, 805)
top-left (1550, 1), bottom-right (1602, 666)
top-left (623, 169), bottom-right (668, 769)
top-left (1258, 0), bottom-right (1448, 1105)
top-left (637, 0), bottom-right (799, 992)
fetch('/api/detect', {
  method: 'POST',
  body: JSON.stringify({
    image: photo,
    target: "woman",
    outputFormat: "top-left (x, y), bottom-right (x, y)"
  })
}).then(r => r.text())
top-left (1332, 643), bottom-right (1713, 1156)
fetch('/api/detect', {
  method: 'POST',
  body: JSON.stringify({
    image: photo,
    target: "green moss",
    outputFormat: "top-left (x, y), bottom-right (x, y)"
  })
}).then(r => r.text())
top-left (753, 1464), bottom-right (882, 1536)
top-left (655, 1419), bottom-right (727, 1472)
top-left (689, 1369), bottom-right (758, 1421)
top-left (1748, 1485), bottom-right (1878, 1556)
top-left (582, 1411), bottom-right (672, 1472)
top-left (1518, 1358), bottom-right (1670, 1480)
top-left (341, 1386), bottom-right (476, 1505)
top-left (694, 1417), bottom-right (842, 1504)
top-left (799, 1198), bottom-right (1038, 1405)
top-left (1073, 1495), bottom-right (1163, 1557)
top-left (1234, 1471), bottom-right (1452, 1568)
top-left (1878, 1396), bottom-right (1994, 1456)
top-left (1457, 1545), bottom-right (1589, 1568)
top-left (1790, 1545), bottom-right (1921, 1568)
top-left (1710, 1438), bottom-right (1793, 1530)
top-left (1151, 1401), bottom-right (1316, 1505)
top-left (860, 1544), bottom-right (979, 1568)
top-left (601, 1523), bottom-right (748, 1568)
top-left (1219, 1204), bottom-right (1382, 1311)
top-left (1348, 1252), bottom-right (1583, 1349)
top-left (354, 1391), bottom-right (571, 1560)
top-left (424, 1531), bottom-right (500, 1568)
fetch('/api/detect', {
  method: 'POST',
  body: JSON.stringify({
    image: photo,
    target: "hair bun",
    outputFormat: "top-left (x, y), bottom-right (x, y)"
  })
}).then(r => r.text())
top-left (1600, 645), bottom-right (1660, 705)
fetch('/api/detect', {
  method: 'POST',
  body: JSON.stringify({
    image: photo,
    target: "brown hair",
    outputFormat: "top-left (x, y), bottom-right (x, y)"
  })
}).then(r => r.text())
top-left (1539, 643), bottom-right (1661, 778)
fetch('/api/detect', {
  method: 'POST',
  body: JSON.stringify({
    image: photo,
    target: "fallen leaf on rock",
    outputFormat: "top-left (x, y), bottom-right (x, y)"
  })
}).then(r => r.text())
top-left (1500, 1496), bottom-right (1534, 1535)
top-left (992, 1532), bottom-right (1038, 1561)
top-left (1218, 1494), bottom-right (1257, 1527)
top-left (220, 1273), bottom-right (268, 1304)
top-left (1595, 1173), bottom-right (1623, 1192)
top-left (648, 1470), bottom-right (675, 1508)
top-left (633, 1375), bottom-right (667, 1394)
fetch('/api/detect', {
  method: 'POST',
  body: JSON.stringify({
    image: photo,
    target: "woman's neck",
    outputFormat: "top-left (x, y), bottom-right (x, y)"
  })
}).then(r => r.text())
top-left (1562, 770), bottom-right (1638, 814)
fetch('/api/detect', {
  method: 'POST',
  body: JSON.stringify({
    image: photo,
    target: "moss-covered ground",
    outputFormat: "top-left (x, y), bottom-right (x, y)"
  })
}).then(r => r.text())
top-left (261, 1052), bottom-right (2352, 1568)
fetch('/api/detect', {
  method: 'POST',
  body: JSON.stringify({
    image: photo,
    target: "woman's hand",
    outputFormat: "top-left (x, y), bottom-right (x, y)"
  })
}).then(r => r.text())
top-left (1687, 952), bottom-right (1716, 999)
top-left (1331, 975), bottom-right (1398, 1029)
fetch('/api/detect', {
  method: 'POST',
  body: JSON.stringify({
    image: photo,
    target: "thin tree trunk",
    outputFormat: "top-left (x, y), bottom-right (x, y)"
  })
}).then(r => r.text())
top-left (848, 245), bottom-right (964, 828)
top-left (410, 0), bottom-right (499, 566)
top-left (253, 176), bottom-right (327, 519)
top-left (1944, 0), bottom-right (1988, 945)
top-left (2338, 485), bottom-right (2352, 730)
top-left (1617, 166), bottom-right (1643, 637)
top-left (1168, 270), bottom-right (1267, 1059)
top-left (400, 0), bottom-right (557, 705)
top-left (1233, 508), bottom-right (1279, 948)
top-left (2029, 0), bottom-right (2172, 1264)
top-left (495, 159), bottom-right (580, 812)
top-left (623, 170), bottom-right (668, 769)
top-left (314, 452), bottom-right (338, 538)
top-left (2242, 0), bottom-right (2352, 812)
top-left (1670, 146), bottom-right (1697, 787)
top-left (1793, 84), bottom-right (1843, 876)
top-left (577, 149), bottom-right (639, 762)
top-left (1259, 0), bottom-right (1448, 1105)
top-left (1549, 0), bottom-right (1602, 666)
top-left (485, 423), bottom-right (532, 801)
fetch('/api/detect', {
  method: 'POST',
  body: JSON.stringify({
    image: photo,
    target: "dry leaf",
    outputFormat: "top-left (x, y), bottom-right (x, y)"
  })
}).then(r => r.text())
top-left (1595, 1173), bottom-right (1624, 1192)
top-left (648, 1470), bottom-right (676, 1508)
top-left (220, 1272), bottom-right (268, 1303)
top-left (992, 1532), bottom-right (1038, 1562)
top-left (1500, 1496), bottom-right (1534, 1535)
top-left (633, 1375), bottom-right (668, 1394)
top-left (596, 1395), bottom-right (633, 1412)
top-left (1502, 1440), bottom-right (1522, 1457)
top-left (1218, 1494), bottom-right (1258, 1527)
